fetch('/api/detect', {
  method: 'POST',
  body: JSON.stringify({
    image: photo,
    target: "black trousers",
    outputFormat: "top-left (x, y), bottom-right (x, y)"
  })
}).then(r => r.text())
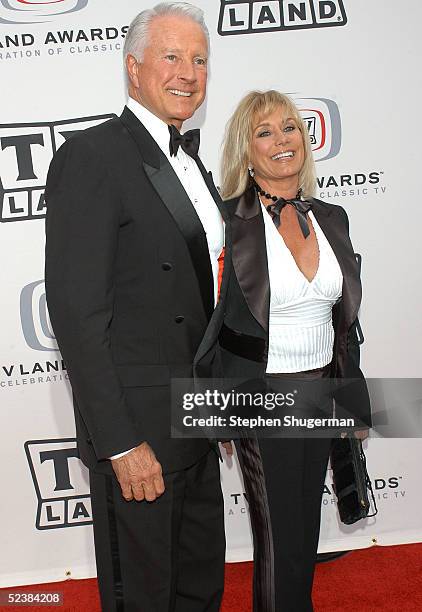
top-left (89, 449), bottom-right (225, 612)
top-left (236, 368), bottom-right (332, 612)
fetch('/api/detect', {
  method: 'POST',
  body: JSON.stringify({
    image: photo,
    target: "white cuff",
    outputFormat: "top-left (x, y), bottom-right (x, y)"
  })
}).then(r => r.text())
top-left (109, 447), bottom-right (136, 460)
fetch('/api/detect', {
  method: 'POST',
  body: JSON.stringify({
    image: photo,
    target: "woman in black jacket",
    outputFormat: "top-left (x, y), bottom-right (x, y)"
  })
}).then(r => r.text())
top-left (219, 90), bottom-right (371, 612)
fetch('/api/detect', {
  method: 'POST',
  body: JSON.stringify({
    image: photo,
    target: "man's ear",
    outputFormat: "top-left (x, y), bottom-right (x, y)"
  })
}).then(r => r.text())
top-left (126, 54), bottom-right (140, 89)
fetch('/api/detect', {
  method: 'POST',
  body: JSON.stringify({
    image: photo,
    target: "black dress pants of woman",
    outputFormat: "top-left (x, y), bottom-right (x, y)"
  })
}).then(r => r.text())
top-left (236, 369), bottom-right (332, 612)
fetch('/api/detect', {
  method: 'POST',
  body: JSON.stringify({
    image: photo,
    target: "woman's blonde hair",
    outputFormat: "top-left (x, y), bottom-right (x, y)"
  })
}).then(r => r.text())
top-left (220, 90), bottom-right (316, 200)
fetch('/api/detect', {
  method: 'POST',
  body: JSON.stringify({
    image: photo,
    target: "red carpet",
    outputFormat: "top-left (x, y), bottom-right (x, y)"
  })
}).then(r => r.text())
top-left (1, 543), bottom-right (422, 611)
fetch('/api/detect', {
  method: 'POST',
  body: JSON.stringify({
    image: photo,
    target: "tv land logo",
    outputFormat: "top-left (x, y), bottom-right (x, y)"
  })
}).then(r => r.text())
top-left (230, 471), bottom-right (405, 518)
top-left (0, 280), bottom-right (67, 389)
top-left (323, 475), bottom-right (405, 506)
top-left (0, 114), bottom-right (113, 223)
top-left (0, 0), bottom-right (88, 25)
top-left (218, 0), bottom-right (347, 35)
top-left (296, 103), bottom-right (386, 199)
top-left (295, 96), bottom-right (341, 163)
top-left (20, 279), bottom-right (57, 351)
top-left (25, 438), bottom-right (92, 530)
top-left (227, 492), bottom-right (248, 516)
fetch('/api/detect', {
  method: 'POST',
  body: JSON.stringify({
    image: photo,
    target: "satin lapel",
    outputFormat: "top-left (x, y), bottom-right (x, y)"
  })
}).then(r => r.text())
top-left (311, 199), bottom-right (361, 330)
top-left (193, 162), bottom-right (233, 367)
top-left (193, 220), bottom-right (232, 369)
top-left (119, 105), bottom-right (161, 169)
top-left (120, 106), bottom-right (214, 322)
top-left (143, 161), bottom-right (214, 321)
top-left (194, 154), bottom-right (229, 224)
top-left (232, 188), bottom-right (269, 332)
top-left (190, 153), bottom-right (231, 322)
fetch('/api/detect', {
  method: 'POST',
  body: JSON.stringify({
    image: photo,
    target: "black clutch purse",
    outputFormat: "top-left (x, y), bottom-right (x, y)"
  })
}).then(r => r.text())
top-left (330, 437), bottom-right (377, 525)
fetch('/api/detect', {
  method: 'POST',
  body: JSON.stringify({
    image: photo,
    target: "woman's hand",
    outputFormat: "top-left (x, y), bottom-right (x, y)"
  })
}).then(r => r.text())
top-left (220, 441), bottom-right (234, 456)
top-left (354, 429), bottom-right (369, 441)
top-left (340, 429), bottom-right (369, 441)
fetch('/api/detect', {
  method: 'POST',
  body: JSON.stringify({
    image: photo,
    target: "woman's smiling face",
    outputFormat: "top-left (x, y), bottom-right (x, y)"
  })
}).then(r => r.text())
top-left (249, 106), bottom-right (305, 189)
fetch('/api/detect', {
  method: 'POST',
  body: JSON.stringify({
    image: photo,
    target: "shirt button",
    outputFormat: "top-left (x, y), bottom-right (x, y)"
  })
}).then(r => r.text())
top-left (161, 262), bottom-right (173, 271)
top-left (175, 315), bottom-right (185, 324)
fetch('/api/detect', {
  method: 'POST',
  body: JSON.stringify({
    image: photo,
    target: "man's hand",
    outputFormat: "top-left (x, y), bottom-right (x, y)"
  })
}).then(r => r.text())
top-left (111, 442), bottom-right (165, 502)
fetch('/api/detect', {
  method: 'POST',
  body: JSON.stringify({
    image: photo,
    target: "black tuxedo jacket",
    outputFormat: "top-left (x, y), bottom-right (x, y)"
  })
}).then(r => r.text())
top-left (45, 106), bottom-right (232, 474)
top-left (219, 186), bottom-right (371, 428)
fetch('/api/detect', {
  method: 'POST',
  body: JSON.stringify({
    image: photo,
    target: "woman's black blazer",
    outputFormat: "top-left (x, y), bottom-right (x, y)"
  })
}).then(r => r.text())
top-left (219, 186), bottom-right (371, 428)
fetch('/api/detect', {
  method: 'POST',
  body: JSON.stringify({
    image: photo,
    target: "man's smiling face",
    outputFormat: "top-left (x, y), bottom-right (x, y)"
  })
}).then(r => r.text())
top-left (127, 14), bottom-right (208, 129)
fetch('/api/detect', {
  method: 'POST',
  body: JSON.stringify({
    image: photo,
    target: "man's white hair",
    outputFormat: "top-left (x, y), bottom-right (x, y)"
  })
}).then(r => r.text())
top-left (123, 2), bottom-right (209, 62)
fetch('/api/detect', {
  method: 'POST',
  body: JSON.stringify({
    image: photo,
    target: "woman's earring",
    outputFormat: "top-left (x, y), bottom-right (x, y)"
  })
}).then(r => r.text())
top-left (248, 166), bottom-right (254, 178)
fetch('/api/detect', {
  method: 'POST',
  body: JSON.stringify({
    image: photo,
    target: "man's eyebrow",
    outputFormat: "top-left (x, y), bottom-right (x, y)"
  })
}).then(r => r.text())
top-left (159, 47), bottom-right (183, 54)
top-left (158, 47), bottom-right (208, 56)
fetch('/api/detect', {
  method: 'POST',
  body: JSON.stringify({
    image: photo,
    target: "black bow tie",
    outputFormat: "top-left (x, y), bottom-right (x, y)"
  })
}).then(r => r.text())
top-left (168, 124), bottom-right (200, 159)
top-left (266, 195), bottom-right (313, 238)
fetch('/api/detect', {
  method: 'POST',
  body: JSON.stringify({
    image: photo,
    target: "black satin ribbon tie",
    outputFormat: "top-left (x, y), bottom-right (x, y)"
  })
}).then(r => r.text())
top-left (266, 197), bottom-right (313, 239)
top-left (168, 124), bottom-right (200, 159)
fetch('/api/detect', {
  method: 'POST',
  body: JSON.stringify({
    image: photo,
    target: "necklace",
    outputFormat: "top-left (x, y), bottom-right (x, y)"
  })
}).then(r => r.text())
top-left (253, 180), bottom-right (302, 202)
top-left (253, 180), bottom-right (312, 238)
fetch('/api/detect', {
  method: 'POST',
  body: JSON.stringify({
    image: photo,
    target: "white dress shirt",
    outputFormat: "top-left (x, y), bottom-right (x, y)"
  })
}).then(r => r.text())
top-left (127, 97), bottom-right (224, 303)
top-left (111, 98), bottom-right (224, 460)
top-left (262, 204), bottom-right (343, 373)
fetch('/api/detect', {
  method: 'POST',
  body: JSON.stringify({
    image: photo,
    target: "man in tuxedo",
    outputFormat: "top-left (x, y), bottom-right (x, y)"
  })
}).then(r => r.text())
top-left (45, 3), bottom-right (231, 611)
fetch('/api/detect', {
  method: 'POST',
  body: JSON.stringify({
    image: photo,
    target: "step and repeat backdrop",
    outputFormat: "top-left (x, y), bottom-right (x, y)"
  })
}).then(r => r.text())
top-left (1, 0), bottom-right (422, 587)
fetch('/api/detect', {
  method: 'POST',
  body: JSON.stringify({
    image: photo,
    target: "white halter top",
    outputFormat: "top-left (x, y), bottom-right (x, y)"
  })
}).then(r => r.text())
top-left (262, 204), bottom-right (343, 373)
